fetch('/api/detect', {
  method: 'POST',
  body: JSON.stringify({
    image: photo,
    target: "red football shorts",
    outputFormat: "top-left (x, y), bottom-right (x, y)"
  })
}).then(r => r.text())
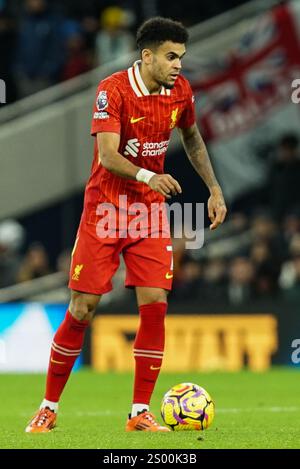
top-left (68, 210), bottom-right (173, 295)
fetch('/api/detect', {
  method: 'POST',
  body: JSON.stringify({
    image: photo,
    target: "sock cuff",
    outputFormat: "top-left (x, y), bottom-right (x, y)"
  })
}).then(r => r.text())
top-left (138, 302), bottom-right (167, 316)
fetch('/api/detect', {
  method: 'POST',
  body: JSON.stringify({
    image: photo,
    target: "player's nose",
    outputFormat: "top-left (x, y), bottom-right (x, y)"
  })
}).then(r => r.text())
top-left (174, 58), bottom-right (182, 70)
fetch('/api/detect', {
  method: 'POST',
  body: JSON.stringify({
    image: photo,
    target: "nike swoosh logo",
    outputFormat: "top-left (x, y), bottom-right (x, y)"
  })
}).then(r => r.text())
top-left (150, 365), bottom-right (161, 370)
top-left (51, 358), bottom-right (66, 365)
top-left (165, 272), bottom-right (173, 279)
top-left (130, 116), bottom-right (146, 124)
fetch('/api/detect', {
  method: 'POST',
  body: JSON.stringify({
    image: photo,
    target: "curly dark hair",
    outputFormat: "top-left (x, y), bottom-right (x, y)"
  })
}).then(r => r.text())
top-left (136, 17), bottom-right (189, 51)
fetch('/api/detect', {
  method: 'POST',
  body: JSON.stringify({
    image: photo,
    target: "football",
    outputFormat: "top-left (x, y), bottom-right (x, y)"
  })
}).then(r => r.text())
top-left (161, 382), bottom-right (215, 431)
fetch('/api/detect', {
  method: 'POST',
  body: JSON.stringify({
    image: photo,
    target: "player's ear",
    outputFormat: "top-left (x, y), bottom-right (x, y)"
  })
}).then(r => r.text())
top-left (142, 48), bottom-right (153, 65)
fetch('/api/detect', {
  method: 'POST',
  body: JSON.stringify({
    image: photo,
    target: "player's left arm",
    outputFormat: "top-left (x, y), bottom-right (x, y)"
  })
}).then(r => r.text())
top-left (178, 123), bottom-right (227, 230)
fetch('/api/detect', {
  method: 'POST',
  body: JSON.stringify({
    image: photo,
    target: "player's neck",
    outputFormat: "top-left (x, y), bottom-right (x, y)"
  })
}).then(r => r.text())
top-left (139, 63), bottom-right (161, 95)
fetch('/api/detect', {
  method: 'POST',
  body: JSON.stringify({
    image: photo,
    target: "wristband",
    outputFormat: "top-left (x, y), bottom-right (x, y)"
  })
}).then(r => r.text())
top-left (136, 168), bottom-right (156, 185)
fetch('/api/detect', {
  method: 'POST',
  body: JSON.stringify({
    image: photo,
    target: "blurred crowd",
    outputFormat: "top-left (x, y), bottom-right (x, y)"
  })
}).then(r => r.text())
top-left (170, 210), bottom-right (300, 304)
top-left (0, 0), bottom-right (251, 103)
top-left (1, 132), bottom-right (300, 305)
top-left (0, 219), bottom-right (71, 289)
top-left (169, 132), bottom-right (300, 304)
top-left (0, 0), bottom-right (136, 102)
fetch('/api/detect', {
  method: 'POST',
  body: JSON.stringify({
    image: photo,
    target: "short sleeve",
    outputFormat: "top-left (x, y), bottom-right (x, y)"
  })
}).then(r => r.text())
top-left (90, 80), bottom-right (122, 136)
top-left (177, 82), bottom-right (196, 129)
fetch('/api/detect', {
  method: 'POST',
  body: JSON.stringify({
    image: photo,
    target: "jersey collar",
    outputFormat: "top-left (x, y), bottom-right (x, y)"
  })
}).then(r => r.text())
top-left (128, 60), bottom-right (171, 97)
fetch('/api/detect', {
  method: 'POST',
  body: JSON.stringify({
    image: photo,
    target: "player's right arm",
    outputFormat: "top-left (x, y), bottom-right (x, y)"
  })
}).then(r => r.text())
top-left (97, 132), bottom-right (182, 199)
top-left (92, 80), bottom-right (181, 198)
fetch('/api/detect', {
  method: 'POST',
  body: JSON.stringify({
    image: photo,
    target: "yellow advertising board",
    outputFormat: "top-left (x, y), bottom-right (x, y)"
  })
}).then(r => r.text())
top-left (92, 315), bottom-right (277, 372)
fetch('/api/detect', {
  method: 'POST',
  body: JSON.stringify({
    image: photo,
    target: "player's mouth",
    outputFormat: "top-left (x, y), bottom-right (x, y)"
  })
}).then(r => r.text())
top-left (169, 73), bottom-right (179, 80)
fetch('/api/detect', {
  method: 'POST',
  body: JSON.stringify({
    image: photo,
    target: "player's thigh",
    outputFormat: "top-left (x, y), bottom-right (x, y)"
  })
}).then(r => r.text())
top-left (69, 220), bottom-right (122, 296)
top-left (123, 236), bottom-right (173, 293)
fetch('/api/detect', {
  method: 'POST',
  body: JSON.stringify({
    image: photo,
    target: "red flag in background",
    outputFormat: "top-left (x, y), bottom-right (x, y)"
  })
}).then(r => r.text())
top-left (185, 2), bottom-right (300, 200)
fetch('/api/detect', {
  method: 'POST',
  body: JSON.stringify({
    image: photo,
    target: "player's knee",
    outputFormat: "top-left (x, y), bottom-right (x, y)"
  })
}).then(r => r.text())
top-left (70, 306), bottom-right (93, 322)
top-left (151, 295), bottom-right (167, 305)
top-left (69, 292), bottom-right (99, 322)
top-left (140, 291), bottom-right (169, 305)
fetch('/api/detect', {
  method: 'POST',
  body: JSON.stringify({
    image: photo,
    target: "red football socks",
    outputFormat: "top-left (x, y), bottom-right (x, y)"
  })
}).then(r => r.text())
top-left (45, 310), bottom-right (89, 402)
top-left (133, 302), bottom-right (167, 405)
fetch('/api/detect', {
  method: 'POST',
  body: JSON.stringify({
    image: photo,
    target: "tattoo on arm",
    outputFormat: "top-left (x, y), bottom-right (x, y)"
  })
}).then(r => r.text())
top-left (179, 124), bottom-right (220, 192)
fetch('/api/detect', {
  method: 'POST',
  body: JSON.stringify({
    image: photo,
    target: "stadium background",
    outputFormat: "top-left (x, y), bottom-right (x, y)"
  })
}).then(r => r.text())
top-left (0, 0), bottom-right (300, 412)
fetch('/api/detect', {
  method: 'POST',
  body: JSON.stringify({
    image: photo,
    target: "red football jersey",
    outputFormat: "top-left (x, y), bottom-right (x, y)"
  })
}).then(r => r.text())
top-left (86, 60), bottom-right (195, 213)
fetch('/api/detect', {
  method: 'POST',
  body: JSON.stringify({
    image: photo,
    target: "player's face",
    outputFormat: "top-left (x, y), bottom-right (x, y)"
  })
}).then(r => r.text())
top-left (151, 41), bottom-right (186, 89)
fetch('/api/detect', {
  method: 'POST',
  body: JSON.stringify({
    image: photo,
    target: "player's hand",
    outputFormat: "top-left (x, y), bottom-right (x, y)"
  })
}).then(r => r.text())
top-left (208, 188), bottom-right (227, 230)
top-left (148, 174), bottom-right (182, 199)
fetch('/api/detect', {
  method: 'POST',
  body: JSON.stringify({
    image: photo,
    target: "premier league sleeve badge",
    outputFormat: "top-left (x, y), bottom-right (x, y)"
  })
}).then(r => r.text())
top-left (96, 90), bottom-right (108, 111)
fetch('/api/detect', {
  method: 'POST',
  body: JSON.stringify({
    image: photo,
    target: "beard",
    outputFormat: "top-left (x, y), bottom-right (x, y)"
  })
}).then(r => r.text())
top-left (157, 78), bottom-right (175, 90)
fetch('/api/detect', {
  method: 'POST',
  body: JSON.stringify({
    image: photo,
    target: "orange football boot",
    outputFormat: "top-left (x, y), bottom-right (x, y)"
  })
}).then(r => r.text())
top-left (25, 407), bottom-right (57, 433)
top-left (126, 411), bottom-right (170, 432)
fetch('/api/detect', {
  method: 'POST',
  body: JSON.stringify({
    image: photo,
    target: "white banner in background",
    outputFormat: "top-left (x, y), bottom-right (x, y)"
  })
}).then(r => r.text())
top-left (0, 303), bottom-right (81, 373)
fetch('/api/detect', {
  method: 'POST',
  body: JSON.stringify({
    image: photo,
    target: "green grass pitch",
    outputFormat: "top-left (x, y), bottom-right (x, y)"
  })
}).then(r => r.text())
top-left (0, 368), bottom-right (299, 449)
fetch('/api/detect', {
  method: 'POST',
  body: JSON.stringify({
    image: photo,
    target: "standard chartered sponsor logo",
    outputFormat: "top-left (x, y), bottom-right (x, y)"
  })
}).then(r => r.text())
top-left (124, 138), bottom-right (170, 157)
top-left (142, 140), bottom-right (170, 156)
top-left (124, 138), bottom-right (140, 157)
